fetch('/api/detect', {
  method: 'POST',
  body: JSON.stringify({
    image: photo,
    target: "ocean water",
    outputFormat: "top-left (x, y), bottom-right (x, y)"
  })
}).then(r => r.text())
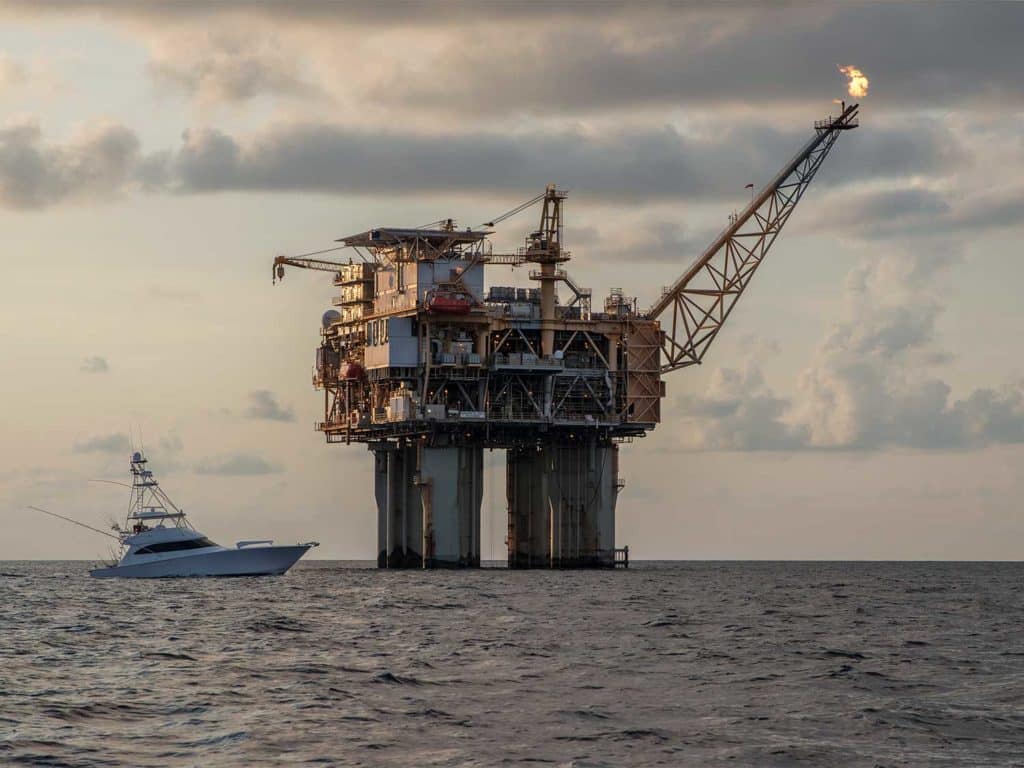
top-left (1, 561), bottom-right (1022, 767)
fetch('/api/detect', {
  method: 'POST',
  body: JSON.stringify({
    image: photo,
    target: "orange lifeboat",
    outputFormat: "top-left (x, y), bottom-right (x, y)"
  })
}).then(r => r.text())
top-left (340, 361), bottom-right (364, 380)
top-left (425, 289), bottom-right (473, 315)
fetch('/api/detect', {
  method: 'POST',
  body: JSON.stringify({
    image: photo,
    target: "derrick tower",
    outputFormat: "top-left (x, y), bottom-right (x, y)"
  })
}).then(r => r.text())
top-left (273, 102), bottom-right (860, 568)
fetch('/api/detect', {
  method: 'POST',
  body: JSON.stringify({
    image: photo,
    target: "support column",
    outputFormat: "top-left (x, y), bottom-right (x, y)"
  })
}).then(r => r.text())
top-left (372, 442), bottom-right (482, 569)
top-left (419, 445), bottom-right (482, 568)
top-left (506, 445), bottom-right (548, 568)
top-left (506, 437), bottom-right (619, 568)
top-left (374, 447), bottom-right (388, 568)
top-left (373, 443), bottom-right (423, 568)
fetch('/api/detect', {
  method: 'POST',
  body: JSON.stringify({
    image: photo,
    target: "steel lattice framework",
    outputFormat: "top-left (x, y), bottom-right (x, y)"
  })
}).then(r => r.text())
top-left (648, 103), bottom-right (859, 374)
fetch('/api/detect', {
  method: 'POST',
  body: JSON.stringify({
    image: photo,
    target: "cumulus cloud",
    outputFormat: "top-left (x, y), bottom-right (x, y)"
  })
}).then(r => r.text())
top-left (194, 452), bottom-right (282, 475)
top-left (148, 29), bottom-right (317, 105)
top-left (80, 356), bottom-right (109, 373)
top-left (673, 248), bottom-right (1024, 452)
top-left (677, 364), bottom-right (808, 451)
top-left (0, 118), bottom-right (141, 209)
top-left (791, 248), bottom-right (1024, 450)
top-left (245, 390), bottom-right (294, 422)
top-left (73, 432), bottom-right (131, 454)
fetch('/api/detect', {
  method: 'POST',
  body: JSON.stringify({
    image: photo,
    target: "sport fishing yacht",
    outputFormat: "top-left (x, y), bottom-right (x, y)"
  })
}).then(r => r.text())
top-left (90, 452), bottom-right (317, 578)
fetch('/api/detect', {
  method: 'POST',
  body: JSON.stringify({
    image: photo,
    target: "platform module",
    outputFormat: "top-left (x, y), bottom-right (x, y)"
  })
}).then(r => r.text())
top-left (273, 102), bottom-right (860, 568)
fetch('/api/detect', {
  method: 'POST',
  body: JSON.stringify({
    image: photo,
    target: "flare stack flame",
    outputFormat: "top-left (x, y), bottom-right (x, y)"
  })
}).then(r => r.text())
top-left (838, 65), bottom-right (869, 98)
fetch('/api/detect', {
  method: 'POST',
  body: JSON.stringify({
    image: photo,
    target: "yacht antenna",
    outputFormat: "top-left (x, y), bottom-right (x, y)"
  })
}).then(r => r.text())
top-left (125, 451), bottom-right (193, 531)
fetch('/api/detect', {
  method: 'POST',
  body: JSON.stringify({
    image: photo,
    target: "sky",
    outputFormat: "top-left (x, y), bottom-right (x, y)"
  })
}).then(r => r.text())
top-left (2, 1), bottom-right (1023, 561)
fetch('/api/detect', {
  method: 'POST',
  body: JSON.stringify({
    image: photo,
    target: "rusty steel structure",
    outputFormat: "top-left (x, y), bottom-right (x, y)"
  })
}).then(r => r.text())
top-left (273, 102), bottom-right (859, 568)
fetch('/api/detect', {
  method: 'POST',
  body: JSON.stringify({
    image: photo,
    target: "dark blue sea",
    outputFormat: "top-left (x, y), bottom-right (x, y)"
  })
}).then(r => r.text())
top-left (1, 561), bottom-right (1022, 766)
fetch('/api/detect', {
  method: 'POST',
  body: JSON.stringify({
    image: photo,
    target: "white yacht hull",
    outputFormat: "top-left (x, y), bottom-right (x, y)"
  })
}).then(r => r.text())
top-left (89, 544), bottom-right (313, 578)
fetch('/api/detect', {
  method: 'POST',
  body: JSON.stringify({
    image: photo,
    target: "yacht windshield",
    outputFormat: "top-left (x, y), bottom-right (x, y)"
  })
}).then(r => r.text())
top-left (135, 537), bottom-right (218, 555)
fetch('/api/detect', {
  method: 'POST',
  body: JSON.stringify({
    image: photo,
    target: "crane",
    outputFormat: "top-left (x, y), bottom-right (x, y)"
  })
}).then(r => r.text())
top-left (272, 253), bottom-right (350, 284)
top-left (648, 102), bottom-right (859, 374)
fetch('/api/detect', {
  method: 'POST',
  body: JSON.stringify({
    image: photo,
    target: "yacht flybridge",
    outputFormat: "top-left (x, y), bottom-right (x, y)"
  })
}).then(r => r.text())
top-left (89, 452), bottom-right (317, 578)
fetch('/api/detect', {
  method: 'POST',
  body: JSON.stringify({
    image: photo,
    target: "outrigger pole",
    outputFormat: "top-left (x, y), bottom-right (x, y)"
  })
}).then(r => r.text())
top-left (27, 505), bottom-right (121, 540)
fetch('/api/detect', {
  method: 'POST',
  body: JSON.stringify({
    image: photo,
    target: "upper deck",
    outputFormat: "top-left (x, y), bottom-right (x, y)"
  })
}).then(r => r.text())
top-left (338, 227), bottom-right (491, 254)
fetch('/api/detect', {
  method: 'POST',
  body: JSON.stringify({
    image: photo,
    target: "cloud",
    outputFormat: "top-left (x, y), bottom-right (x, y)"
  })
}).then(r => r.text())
top-left (245, 390), bottom-right (294, 422)
top-left (672, 248), bottom-right (1024, 452)
top-left (73, 433), bottom-right (131, 454)
top-left (579, 218), bottom-right (713, 265)
top-left (812, 181), bottom-right (1024, 243)
top-left (194, 452), bottom-right (282, 475)
top-left (80, 356), bottom-right (109, 373)
top-left (791, 249), bottom-right (1024, 450)
top-left (160, 118), bottom-right (954, 203)
top-left (16, 4), bottom-right (1024, 115)
top-left (823, 119), bottom-right (968, 188)
top-left (1, 0), bottom-right (646, 24)
top-left (357, 4), bottom-right (1024, 117)
top-left (6, 2), bottom-right (1024, 133)
top-left (72, 430), bottom-right (182, 468)
top-left (158, 432), bottom-right (184, 455)
top-left (954, 186), bottom-right (1024, 232)
top-left (148, 29), bottom-right (317, 106)
top-left (0, 118), bottom-right (141, 209)
top-left (143, 432), bottom-right (187, 473)
top-left (677, 364), bottom-right (1024, 454)
top-left (0, 107), bottom-right (965, 210)
top-left (676, 364), bottom-right (808, 451)
top-left (795, 362), bottom-right (1024, 452)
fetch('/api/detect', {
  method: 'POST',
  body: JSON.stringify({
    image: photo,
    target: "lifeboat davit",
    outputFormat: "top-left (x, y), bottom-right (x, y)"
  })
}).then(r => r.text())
top-left (425, 290), bottom-right (473, 315)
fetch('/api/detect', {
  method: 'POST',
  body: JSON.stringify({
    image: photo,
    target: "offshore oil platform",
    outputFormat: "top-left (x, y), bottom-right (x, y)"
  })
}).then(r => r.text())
top-left (273, 102), bottom-right (860, 568)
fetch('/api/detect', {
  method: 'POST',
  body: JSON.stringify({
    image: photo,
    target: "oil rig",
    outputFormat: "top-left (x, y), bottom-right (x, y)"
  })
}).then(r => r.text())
top-left (273, 102), bottom-right (860, 568)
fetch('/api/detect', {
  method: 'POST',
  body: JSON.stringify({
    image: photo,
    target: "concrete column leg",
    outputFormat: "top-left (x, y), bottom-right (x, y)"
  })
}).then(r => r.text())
top-left (506, 445), bottom-right (549, 568)
top-left (580, 439), bottom-right (618, 567)
top-left (506, 439), bottom-right (619, 569)
top-left (418, 444), bottom-right (482, 568)
top-left (371, 443), bottom-right (424, 569)
top-left (373, 447), bottom-right (389, 568)
top-left (387, 449), bottom-right (400, 566)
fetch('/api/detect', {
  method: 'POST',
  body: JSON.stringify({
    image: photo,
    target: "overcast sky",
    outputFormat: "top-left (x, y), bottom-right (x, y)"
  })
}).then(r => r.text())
top-left (3, 1), bottom-right (1023, 560)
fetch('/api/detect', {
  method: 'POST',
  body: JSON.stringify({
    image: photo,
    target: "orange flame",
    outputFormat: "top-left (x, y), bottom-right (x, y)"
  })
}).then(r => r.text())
top-left (838, 65), bottom-right (869, 98)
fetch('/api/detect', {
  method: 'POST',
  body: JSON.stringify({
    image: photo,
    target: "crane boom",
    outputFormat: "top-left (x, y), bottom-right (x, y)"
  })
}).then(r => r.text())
top-left (647, 102), bottom-right (859, 374)
top-left (272, 255), bottom-right (350, 284)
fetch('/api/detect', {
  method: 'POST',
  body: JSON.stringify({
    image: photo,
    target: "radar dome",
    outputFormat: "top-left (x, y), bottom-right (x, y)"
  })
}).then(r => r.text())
top-left (321, 309), bottom-right (342, 329)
